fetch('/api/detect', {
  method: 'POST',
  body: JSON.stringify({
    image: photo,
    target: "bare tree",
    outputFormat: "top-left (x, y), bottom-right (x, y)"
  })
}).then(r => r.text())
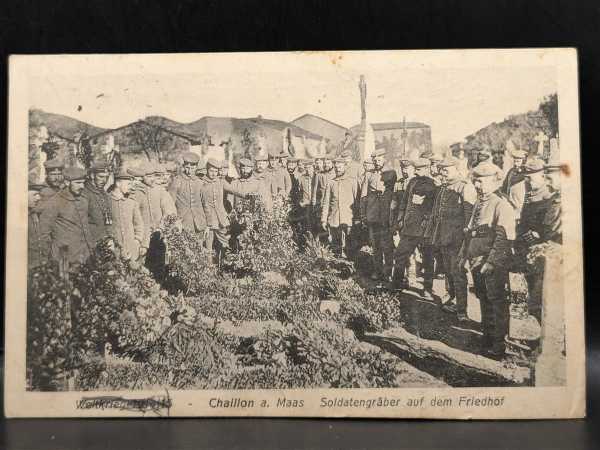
top-left (126, 119), bottom-right (175, 162)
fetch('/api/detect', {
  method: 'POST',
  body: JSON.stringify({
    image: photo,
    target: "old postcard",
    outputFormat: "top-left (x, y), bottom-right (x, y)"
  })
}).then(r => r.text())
top-left (4, 49), bottom-right (585, 418)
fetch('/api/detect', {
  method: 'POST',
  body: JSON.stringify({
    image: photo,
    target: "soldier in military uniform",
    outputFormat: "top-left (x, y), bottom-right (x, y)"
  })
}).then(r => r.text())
top-left (200, 158), bottom-right (248, 264)
top-left (391, 158), bottom-right (438, 298)
top-left (312, 154), bottom-right (332, 243)
top-left (296, 159), bottom-right (313, 234)
top-left (514, 158), bottom-right (562, 323)
top-left (428, 157), bottom-right (477, 320)
top-left (360, 149), bottom-right (390, 280)
top-left (320, 158), bottom-right (360, 258)
top-left (82, 160), bottom-right (112, 246)
top-left (38, 159), bottom-right (65, 206)
top-left (251, 154), bottom-right (275, 212)
top-left (168, 152), bottom-right (208, 237)
top-left (107, 168), bottom-right (146, 261)
top-left (462, 163), bottom-right (515, 358)
top-left (28, 182), bottom-right (46, 269)
top-left (39, 167), bottom-right (94, 266)
top-left (501, 149), bottom-right (528, 221)
top-left (427, 153), bottom-right (444, 187)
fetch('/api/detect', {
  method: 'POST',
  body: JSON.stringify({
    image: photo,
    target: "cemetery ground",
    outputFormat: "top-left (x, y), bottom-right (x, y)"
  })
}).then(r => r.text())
top-left (27, 198), bottom-right (544, 392)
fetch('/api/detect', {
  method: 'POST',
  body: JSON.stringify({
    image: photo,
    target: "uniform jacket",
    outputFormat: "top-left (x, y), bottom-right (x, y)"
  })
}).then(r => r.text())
top-left (396, 175), bottom-right (438, 237)
top-left (132, 183), bottom-right (177, 245)
top-left (280, 168), bottom-right (292, 197)
top-left (230, 176), bottom-right (260, 210)
top-left (108, 191), bottom-right (145, 260)
top-left (298, 173), bottom-right (313, 207)
top-left (360, 170), bottom-right (387, 224)
top-left (35, 185), bottom-right (61, 214)
top-left (249, 172), bottom-right (275, 212)
top-left (501, 167), bottom-right (526, 220)
top-left (516, 187), bottom-right (562, 246)
top-left (168, 173), bottom-right (207, 232)
top-left (39, 189), bottom-right (93, 264)
top-left (427, 178), bottom-right (476, 246)
top-left (320, 173), bottom-right (360, 227)
top-left (463, 192), bottom-right (515, 268)
top-left (311, 171), bottom-right (333, 207)
top-left (82, 181), bottom-right (111, 244)
top-left (201, 177), bottom-right (246, 228)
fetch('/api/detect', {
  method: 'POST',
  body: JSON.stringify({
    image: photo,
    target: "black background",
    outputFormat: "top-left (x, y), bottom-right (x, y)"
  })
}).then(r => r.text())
top-left (1, 1), bottom-right (598, 448)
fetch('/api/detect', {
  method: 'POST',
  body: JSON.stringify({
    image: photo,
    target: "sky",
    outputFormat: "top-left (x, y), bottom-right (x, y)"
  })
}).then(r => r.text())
top-left (28, 52), bottom-right (557, 148)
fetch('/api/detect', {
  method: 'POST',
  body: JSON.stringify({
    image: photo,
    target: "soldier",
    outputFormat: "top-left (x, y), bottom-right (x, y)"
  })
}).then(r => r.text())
top-left (196, 164), bottom-right (207, 181)
top-left (168, 152), bottom-right (208, 236)
top-left (39, 167), bottom-right (94, 265)
top-left (128, 165), bottom-right (145, 193)
top-left (278, 151), bottom-right (293, 197)
top-left (367, 169), bottom-right (399, 281)
top-left (428, 157), bottom-right (477, 320)
top-left (297, 159), bottom-right (314, 232)
top-left (164, 161), bottom-right (178, 190)
top-left (323, 155), bottom-right (334, 180)
top-left (83, 160), bottom-right (112, 245)
top-left (360, 148), bottom-right (389, 280)
top-left (38, 159), bottom-right (65, 205)
top-left (500, 149), bottom-right (528, 221)
top-left (462, 163), bottom-right (515, 358)
top-left (320, 158), bottom-right (360, 258)
top-left (107, 168), bottom-right (146, 261)
top-left (200, 158), bottom-right (247, 263)
top-left (514, 158), bottom-right (562, 323)
top-left (311, 154), bottom-right (332, 242)
top-left (266, 150), bottom-right (284, 196)
top-left (391, 158), bottom-right (438, 298)
top-left (28, 182), bottom-right (46, 269)
top-left (428, 153), bottom-right (444, 186)
top-left (230, 158), bottom-right (258, 211)
top-left (251, 154), bottom-right (275, 212)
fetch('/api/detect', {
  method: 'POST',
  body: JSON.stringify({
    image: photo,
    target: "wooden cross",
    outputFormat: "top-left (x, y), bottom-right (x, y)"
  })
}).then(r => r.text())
top-left (534, 131), bottom-right (548, 156)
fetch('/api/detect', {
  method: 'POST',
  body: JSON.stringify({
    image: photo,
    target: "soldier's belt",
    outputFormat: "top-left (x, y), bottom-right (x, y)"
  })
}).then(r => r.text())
top-left (467, 225), bottom-right (493, 237)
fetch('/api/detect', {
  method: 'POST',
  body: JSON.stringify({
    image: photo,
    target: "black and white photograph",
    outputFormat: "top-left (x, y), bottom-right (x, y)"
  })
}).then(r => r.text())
top-left (5, 50), bottom-right (585, 418)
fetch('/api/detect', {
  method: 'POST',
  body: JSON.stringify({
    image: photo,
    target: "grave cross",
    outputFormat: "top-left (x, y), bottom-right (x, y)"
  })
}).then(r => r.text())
top-left (534, 131), bottom-right (548, 156)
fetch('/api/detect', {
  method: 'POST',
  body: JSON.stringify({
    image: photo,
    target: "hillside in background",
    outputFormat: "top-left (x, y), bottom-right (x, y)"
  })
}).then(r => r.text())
top-left (461, 94), bottom-right (558, 156)
top-left (29, 109), bottom-right (107, 140)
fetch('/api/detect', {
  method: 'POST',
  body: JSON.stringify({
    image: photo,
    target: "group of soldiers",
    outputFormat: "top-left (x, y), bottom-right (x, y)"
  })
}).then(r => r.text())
top-left (29, 142), bottom-right (562, 359)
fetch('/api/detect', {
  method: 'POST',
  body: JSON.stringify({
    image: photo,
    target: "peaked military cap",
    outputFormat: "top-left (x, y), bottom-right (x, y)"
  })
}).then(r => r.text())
top-left (371, 149), bottom-right (386, 158)
top-left (89, 160), bottom-right (109, 172)
top-left (44, 159), bottom-right (64, 171)
top-left (182, 152), bottom-right (200, 164)
top-left (428, 153), bottom-right (443, 162)
top-left (29, 181), bottom-right (46, 191)
top-left (333, 157), bottom-right (348, 164)
top-left (267, 149), bottom-right (280, 158)
top-left (411, 157), bottom-right (431, 169)
top-left (239, 158), bottom-right (253, 167)
top-left (165, 161), bottom-right (178, 173)
top-left (206, 158), bottom-right (221, 169)
top-left (279, 152), bottom-right (290, 159)
top-left (114, 167), bottom-right (134, 180)
top-left (127, 166), bottom-right (146, 177)
top-left (287, 157), bottom-right (299, 164)
top-left (523, 158), bottom-right (545, 174)
top-left (255, 153), bottom-right (268, 162)
top-left (63, 166), bottom-right (87, 181)
top-left (511, 149), bottom-right (527, 159)
top-left (471, 161), bottom-right (503, 178)
top-left (437, 157), bottom-right (457, 168)
top-left (399, 158), bottom-right (411, 167)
